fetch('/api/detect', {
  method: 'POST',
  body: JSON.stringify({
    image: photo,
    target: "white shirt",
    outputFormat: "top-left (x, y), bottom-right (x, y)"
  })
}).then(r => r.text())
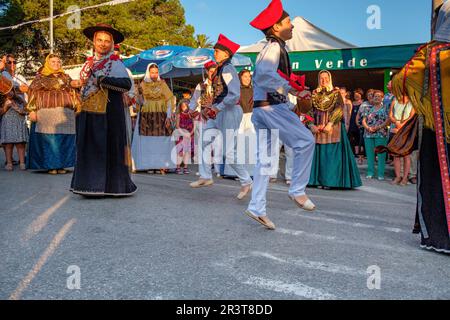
top-left (189, 79), bottom-right (212, 112)
top-left (126, 68), bottom-right (136, 99)
top-left (253, 41), bottom-right (291, 102)
top-left (81, 53), bottom-right (129, 99)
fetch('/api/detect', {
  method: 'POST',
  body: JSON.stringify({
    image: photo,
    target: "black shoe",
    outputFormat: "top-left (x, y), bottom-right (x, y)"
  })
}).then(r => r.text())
top-left (412, 223), bottom-right (421, 234)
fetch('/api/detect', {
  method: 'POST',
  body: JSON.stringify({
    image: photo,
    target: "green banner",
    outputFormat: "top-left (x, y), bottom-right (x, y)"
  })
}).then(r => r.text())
top-left (242, 43), bottom-right (422, 72)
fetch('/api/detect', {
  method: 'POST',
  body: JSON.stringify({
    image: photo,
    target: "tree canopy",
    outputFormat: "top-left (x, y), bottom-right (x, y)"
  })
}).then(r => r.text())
top-left (0, 0), bottom-right (201, 75)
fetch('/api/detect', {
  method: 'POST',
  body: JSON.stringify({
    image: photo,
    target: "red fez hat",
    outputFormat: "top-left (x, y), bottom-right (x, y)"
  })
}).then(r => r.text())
top-left (250, 0), bottom-right (284, 30)
top-left (214, 34), bottom-right (240, 56)
top-left (204, 60), bottom-right (218, 70)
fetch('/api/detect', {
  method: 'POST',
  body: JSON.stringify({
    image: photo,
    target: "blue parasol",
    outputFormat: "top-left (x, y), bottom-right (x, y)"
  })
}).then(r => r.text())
top-left (123, 45), bottom-right (193, 75)
top-left (159, 48), bottom-right (252, 79)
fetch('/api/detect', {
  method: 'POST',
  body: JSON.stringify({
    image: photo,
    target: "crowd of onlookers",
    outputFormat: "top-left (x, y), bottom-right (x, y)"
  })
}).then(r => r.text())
top-left (0, 50), bottom-right (416, 187)
top-left (339, 83), bottom-right (417, 185)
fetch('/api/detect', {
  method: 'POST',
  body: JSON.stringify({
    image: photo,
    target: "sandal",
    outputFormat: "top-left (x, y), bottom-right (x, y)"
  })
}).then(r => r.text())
top-left (190, 179), bottom-right (214, 188)
top-left (391, 177), bottom-right (402, 185)
top-left (237, 184), bottom-right (252, 200)
top-left (5, 163), bottom-right (13, 171)
top-left (400, 179), bottom-right (409, 186)
top-left (244, 210), bottom-right (275, 230)
top-left (183, 168), bottom-right (190, 175)
top-left (289, 195), bottom-right (316, 211)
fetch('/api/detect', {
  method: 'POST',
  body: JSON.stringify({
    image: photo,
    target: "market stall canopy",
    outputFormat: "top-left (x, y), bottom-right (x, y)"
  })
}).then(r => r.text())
top-left (123, 45), bottom-right (193, 75)
top-left (239, 16), bottom-right (355, 53)
top-left (159, 48), bottom-right (252, 79)
top-left (242, 43), bottom-right (422, 72)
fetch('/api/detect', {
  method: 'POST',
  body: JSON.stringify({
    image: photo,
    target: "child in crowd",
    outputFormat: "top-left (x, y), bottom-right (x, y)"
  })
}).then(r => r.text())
top-left (176, 99), bottom-right (194, 174)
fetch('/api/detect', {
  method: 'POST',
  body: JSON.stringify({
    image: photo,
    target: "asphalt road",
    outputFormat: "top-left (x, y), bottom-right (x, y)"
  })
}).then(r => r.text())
top-left (1, 155), bottom-right (449, 300)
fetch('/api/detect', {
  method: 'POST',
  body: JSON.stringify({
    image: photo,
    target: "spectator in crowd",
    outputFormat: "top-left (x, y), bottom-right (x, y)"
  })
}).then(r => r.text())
top-left (221, 69), bottom-right (257, 179)
top-left (0, 86), bottom-right (5, 163)
top-left (339, 87), bottom-right (353, 132)
top-left (348, 88), bottom-right (364, 159)
top-left (362, 90), bottom-right (390, 180)
top-left (356, 89), bottom-right (374, 165)
top-left (26, 53), bottom-right (80, 175)
top-left (388, 95), bottom-right (416, 186)
top-left (0, 90), bottom-right (27, 171)
top-left (308, 70), bottom-right (362, 189)
top-left (175, 99), bottom-right (194, 174)
top-left (182, 90), bottom-right (192, 101)
top-left (384, 81), bottom-right (396, 165)
top-left (131, 63), bottom-right (175, 174)
top-left (0, 54), bottom-right (29, 171)
top-left (383, 80), bottom-right (395, 113)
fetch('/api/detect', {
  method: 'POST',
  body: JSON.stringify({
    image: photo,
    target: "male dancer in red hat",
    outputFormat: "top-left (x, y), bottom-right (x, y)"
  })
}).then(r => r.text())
top-left (189, 61), bottom-right (217, 170)
top-left (245, 0), bottom-right (316, 230)
top-left (189, 61), bottom-right (217, 117)
top-left (190, 35), bottom-right (253, 201)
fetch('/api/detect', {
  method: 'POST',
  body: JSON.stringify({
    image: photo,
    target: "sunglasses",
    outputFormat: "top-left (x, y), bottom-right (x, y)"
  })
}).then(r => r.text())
top-left (7, 61), bottom-right (16, 65)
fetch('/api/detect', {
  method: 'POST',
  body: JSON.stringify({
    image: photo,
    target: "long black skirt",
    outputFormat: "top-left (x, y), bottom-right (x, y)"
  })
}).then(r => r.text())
top-left (418, 128), bottom-right (450, 253)
top-left (71, 90), bottom-right (137, 196)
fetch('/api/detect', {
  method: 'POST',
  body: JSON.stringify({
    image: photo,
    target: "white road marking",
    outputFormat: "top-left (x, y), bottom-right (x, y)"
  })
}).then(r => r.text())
top-left (314, 209), bottom-right (408, 226)
top-left (243, 276), bottom-right (336, 300)
top-left (274, 227), bottom-right (412, 254)
top-left (243, 252), bottom-right (437, 291)
top-left (21, 195), bottom-right (71, 243)
top-left (9, 219), bottom-right (76, 300)
top-left (276, 227), bottom-right (337, 241)
top-left (359, 186), bottom-right (416, 203)
top-left (250, 251), bottom-right (365, 277)
top-left (285, 210), bottom-right (407, 234)
top-left (4, 192), bottom-right (43, 214)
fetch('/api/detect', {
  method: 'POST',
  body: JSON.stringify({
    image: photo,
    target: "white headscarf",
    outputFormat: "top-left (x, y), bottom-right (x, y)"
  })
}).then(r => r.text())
top-left (316, 70), bottom-right (334, 92)
top-left (434, 1), bottom-right (450, 42)
top-left (144, 63), bottom-right (160, 83)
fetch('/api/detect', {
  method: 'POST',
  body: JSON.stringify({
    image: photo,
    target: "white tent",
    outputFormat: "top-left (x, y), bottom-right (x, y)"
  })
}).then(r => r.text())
top-left (238, 16), bottom-right (356, 53)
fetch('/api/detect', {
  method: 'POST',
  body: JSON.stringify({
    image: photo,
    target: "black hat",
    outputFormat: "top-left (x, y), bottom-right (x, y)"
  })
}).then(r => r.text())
top-left (83, 23), bottom-right (125, 43)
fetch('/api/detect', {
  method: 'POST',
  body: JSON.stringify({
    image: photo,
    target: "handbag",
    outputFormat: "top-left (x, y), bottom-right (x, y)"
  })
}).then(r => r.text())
top-left (375, 114), bottom-right (418, 157)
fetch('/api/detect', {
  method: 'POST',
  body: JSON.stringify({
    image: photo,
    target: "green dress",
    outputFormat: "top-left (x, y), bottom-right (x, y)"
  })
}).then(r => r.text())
top-left (308, 88), bottom-right (362, 189)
